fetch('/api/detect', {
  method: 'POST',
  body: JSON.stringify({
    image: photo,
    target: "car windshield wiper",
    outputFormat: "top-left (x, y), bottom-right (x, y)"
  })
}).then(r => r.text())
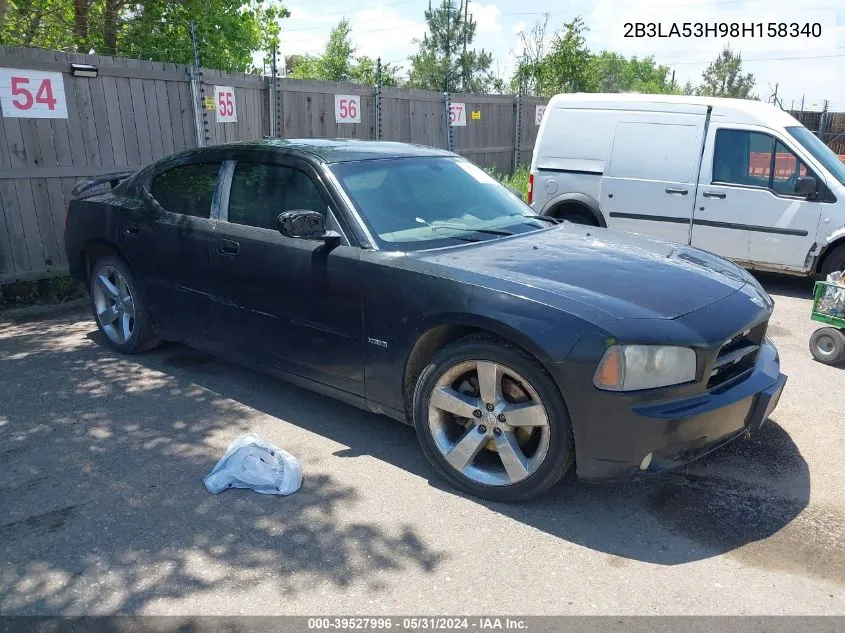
top-left (430, 223), bottom-right (514, 237)
top-left (510, 213), bottom-right (560, 225)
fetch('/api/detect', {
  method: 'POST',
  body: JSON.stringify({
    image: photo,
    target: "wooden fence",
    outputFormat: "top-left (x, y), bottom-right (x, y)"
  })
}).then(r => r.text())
top-left (0, 45), bottom-right (547, 284)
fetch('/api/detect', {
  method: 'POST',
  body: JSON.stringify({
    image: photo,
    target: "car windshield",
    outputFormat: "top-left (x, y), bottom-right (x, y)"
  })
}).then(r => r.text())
top-left (330, 157), bottom-right (548, 250)
top-left (786, 126), bottom-right (845, 187)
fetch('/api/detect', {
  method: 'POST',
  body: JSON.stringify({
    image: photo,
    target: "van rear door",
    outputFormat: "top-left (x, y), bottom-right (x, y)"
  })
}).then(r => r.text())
top-left (601, 110), bottom-right (708, 244)
top-left (691, 125), bottom-right (822, 271)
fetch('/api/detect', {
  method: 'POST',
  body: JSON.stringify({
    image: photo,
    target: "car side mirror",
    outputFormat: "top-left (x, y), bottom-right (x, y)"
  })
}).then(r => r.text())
top-left (277, 210), bottom-right (341, 245)
top-left (794, 175), bottom-right (817, 198)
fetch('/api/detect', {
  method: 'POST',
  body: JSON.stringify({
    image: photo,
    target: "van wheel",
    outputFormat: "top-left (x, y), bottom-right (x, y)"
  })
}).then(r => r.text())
top-left (821, 244), bottom-right (845, 277)
top-left (559, 212), bottom-right (597, 226)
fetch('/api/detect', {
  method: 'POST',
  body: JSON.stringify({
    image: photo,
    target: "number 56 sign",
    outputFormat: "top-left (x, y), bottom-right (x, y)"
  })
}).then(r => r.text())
top-left (0, 69), bottom-right (68, 119)
top-left (214, 86), bottom-right (237, 123)
top-left (335, 95), bottom-right (360, 123)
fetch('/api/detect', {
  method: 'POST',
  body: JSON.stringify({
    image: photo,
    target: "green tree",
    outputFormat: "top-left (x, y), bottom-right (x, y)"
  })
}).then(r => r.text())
top-left (289, 19), bottom-right (399, 86)
top-left (696, 47), bottom-right (757, 99)
top-left (512, 17), bottom-right (595, 97)
top-left (1, 0), bottom-right (288, 72)
top-left (592, 51), bottom-right (677, 94)
top-left (408, 0), bottom-right (496, 93)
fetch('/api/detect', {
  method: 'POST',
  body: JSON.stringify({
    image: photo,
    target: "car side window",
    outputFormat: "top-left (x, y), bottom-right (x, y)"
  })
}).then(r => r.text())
top-left (150, 163), bottom-right (222, 218)
top-left (228, 162), bottom-right (327, 230)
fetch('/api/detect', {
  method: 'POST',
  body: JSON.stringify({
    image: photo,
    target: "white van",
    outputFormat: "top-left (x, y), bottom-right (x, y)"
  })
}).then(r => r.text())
top-left (529, 93), bottom-right (845, 276)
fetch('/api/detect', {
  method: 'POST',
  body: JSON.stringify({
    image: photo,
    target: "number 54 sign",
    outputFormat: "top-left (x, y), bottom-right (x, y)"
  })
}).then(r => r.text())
top-left (214, 86), bottom-right (237, 123)
top-left (0, 69), bottom-right (68, 119)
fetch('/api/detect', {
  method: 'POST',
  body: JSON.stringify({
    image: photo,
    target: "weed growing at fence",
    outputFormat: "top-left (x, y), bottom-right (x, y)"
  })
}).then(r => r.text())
top-left (489, 166), bottom-right (531, 201)
top-left (0, 276), bottom-right (85, 309)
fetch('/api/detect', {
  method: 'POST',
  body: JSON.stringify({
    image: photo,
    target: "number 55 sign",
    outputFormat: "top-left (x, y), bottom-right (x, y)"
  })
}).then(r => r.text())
top-left (0, 69), bottom-right (68, 119)
top-left (214, 86), bottom-right (237, 123)
top-left (335, 95), bottom-right (360, 123)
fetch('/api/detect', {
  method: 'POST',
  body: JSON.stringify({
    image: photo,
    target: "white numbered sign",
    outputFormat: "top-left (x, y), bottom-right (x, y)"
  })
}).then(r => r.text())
top-left (214, 86), bottom-right (237, 123)
top-left (535, 105), bottom-right (546, 126)
top-left (449, 102), bottom-right (466, 127)
top-left (335, 95), bottom-right (361, 123)
top-left (0, 69), bottom-right (67, 119)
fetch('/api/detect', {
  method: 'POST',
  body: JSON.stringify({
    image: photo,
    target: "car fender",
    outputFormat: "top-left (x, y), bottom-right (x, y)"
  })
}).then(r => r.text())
top-left (540, 192), bottom-right (606, 227)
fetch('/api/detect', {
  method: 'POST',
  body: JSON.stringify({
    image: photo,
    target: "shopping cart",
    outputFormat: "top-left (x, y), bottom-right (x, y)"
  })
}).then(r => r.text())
top-left (809, 279), bottom-right (845, 365)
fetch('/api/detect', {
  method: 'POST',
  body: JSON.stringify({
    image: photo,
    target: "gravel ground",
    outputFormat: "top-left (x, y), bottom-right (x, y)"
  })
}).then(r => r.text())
top-left (0, 273), bottom-right (843, 615)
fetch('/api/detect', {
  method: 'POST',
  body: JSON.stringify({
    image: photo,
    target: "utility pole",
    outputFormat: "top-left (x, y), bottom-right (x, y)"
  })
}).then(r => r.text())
top-left (670, 69), bottom-right (675, 91)
top-left (189, 20), bottom-right (206, 148)
top-left (444, 0), bottom-right (451, 93)
top-left (462, 0), bottom-right (469, 92)
top-left (269, 40), bottom-right (277, 138)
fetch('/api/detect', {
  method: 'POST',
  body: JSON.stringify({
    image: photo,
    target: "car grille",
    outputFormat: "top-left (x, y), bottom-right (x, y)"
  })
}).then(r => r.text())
top-left (707, 321), bottom-right (768, 391)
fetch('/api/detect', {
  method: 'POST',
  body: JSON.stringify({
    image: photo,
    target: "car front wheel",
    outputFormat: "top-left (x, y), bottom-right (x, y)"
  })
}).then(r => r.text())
top-left (412, 336), bottom-right (574, 501)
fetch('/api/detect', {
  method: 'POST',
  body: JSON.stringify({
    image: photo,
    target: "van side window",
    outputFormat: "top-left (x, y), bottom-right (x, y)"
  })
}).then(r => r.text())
top-left (712, 130), bottom-right (774, 188)
top-left (713, 130), bottom-right (814, 196)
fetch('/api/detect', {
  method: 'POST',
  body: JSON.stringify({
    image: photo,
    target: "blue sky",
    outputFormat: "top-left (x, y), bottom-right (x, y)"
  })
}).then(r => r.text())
top-left (277, 0), bottom-right (845, 110)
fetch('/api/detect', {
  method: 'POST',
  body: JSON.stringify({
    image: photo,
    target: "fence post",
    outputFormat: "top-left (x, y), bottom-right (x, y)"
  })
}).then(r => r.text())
top-left (513, 93), bottom-right (522, 172)
top-left (269, 42), bottom-right (277, 139)
top-left (189, 20), bottom-right (208, 148)
top-left (443, 91), bottom-right (453, 151)
top-left (374, 57), bottom-right (382, 141)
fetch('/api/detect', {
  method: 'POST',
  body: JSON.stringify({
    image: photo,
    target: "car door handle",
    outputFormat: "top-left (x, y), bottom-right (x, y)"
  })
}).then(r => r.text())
top-left (123, 222), bottom-right (140, 236)
top-left (665, 187), bottom-right (689, 195)
top-left (702, 191), bottom-right (727, 199)
top-left (218, 239), bottom-right (239, 256)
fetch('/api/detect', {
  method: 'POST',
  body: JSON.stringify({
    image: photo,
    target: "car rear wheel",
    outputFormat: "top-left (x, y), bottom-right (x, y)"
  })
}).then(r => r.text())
top-left (412, 336), bottom-right (574, 501)
top-left (809, 327), bottom-right (845, 365)
top-left (90, 255), bottom-right (159, 354)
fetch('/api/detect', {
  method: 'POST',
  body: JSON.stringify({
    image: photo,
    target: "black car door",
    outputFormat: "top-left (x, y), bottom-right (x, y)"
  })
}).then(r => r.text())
top-left (118, 161), bottom-right (222, 342)
top-left (210, 156), bottom-right (365, 396)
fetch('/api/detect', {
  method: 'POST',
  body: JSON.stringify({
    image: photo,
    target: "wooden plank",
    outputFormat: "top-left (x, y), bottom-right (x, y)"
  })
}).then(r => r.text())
top-left (15, 119), bottom-right (48, 272)
top-left (155, 80), bottom-right (175, 157)
top-left (77, 74), bottom-right (104, 167)
top-left (165, 79), bottom-right (187, 152)
top-left (178, 79), bottom-right (197, 149)
top-left (129, 77), bottom-right (153, 165)
top-left (101, 75), bottom-right (128, 166)
top-left (0, 119), bottom-right (32, 273)
top-left (33, 117), bottom-right (63, 267)
top-left (143, 80), bottom-right (165, 160)
top-left (0, 117), bottom-right (18, 275)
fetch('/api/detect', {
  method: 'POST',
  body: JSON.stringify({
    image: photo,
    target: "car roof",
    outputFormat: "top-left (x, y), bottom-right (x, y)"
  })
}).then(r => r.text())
top-left (217, 138), bottom-right (456, 163)
top-left (547, 92), bottom-right (802, 128)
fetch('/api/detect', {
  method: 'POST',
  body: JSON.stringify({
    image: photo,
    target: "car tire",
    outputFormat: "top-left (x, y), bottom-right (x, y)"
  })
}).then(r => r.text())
top-left (821, 244), bottom-right (845, 277)
top-left (560, 212), bottom-right (598, 226)
top-left (809, 327), bottom-right (845, 365)
top-left (412, 335), bottom-right (574, 502)
top-left (89, 255), bottom-right (159, 354)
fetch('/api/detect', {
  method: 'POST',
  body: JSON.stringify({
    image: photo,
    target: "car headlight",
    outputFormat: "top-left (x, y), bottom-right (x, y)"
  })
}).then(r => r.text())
top-left (594, 345), bottom-right (697, 391)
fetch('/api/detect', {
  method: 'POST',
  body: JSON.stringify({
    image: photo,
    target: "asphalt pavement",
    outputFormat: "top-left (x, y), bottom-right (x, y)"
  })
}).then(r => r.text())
top-left (0, 273), bottom-right (843, 615)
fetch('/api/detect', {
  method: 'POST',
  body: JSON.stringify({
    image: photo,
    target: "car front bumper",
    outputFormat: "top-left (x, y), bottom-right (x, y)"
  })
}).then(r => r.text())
top-left (560, 339), bottom-right (786, 482)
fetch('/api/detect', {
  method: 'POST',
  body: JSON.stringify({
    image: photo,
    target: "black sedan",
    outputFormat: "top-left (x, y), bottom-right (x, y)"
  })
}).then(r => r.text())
top-left (64, 139), bottom-right (787, 501)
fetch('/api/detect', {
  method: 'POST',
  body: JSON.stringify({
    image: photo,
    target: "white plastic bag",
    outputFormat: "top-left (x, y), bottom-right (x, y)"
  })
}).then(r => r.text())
top-left (204, 433), bottom-right (302, 496)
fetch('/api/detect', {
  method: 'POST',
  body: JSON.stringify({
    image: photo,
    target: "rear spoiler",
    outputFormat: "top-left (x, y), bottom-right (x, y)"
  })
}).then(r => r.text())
top-left (71, 171), bottom-right (134, 198)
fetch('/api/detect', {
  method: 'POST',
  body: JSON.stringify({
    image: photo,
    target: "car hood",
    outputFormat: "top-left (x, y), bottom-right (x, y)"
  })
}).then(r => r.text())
top-left (412, 224), bottom-right (749, 320)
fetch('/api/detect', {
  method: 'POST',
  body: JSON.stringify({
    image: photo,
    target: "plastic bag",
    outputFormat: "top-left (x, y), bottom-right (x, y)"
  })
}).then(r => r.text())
top-left (817, 270), bottom-right (845, 319)
top-left (204, 433), bottom-right (302, 496)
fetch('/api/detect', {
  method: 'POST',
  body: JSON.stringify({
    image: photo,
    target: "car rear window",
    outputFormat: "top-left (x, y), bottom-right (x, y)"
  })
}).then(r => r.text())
top-left (150, 162), bottom-right (222, 218)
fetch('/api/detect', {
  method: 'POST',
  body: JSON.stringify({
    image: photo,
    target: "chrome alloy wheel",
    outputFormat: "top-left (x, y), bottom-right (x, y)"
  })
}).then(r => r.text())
top-left (92, 265), bottom-right (136, 345)
top-left (427, 360), bottom-right (551, 486)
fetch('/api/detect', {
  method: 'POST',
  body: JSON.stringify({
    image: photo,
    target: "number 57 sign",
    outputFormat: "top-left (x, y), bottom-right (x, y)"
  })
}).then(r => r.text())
top-left (0, 69), bottom-right (68, 119)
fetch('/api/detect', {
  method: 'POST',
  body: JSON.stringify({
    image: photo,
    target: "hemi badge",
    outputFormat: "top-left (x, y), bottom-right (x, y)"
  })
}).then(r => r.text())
top-left (367, 337), bottom-right (388, 348)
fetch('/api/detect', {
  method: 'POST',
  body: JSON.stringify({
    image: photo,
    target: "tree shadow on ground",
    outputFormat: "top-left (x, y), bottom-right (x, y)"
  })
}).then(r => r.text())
top-left (0, 315), bottom-right (442, 614)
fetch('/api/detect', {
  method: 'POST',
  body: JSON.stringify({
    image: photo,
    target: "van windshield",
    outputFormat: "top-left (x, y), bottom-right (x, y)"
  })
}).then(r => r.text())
top-left (786, 126), bottom-right (845, 187)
